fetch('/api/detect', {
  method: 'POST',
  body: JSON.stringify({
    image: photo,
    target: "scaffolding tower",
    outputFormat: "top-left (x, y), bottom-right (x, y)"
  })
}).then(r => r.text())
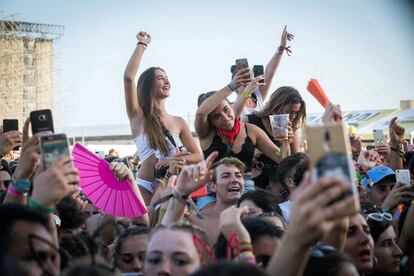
top-left (0, 18), bottom-right (64, 129)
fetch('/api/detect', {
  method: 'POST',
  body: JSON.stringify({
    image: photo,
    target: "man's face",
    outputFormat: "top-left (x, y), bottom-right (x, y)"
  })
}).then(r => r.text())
top-left (8, 220), bottom-right (59, 276)
top-left (267, 178), bottom-right (294, 204)
top-left (211, 164), bottom-right (244, 204)
top-left (368, 179), bottom-right (394, 207)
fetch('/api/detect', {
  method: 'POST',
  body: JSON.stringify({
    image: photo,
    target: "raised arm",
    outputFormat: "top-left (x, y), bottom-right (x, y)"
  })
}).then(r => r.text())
top-left (162, 152), bottom-right (218, 225)
top-left (123, 31), bottom-right (151, 121)
top-left (388, 117), bottom-right (404, 171)
top-left (195, 68), bottom-right (250, 139)
top-left (266, 175), bottom-right (356, 275)
top-left (258, 25), bottom-right (294, 101)
top-left (232, 75), bottom-right (265, 118)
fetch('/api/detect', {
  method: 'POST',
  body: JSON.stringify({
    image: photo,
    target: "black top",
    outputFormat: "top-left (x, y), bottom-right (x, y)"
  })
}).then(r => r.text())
top-left (203, 124), bottom-right (255, 171)
top-left (247, 114), bottom-right (279, 169)
top-left (247, 114), bottom-right (281, 147)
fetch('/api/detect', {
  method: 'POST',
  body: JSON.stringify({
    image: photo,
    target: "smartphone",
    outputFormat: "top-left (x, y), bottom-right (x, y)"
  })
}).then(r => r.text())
top-left (2, 119), bottom-right (18, 133)
top-left (396, 169), bottom-right (411, 186)
top-left (373, 129), bottom-right (385, 147)
top-left (95, 151), bottom-right (105, 158)
top-left (30, 109), bottom-right (54, 134)
top-left (40, 134), bottom-right (70, 168)
top-left (306, 123), bottom-right (360, 215)
top-left (253, 65), bottom-right (265, 84)
top-left (2, 119), bottom-right (20, 150)
top-left (235, 58), bottom-right (249, 71)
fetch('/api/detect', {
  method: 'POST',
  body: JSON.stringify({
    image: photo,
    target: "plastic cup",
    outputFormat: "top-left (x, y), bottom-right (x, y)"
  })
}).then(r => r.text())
top-left (269, 114), bottom-right (289, 140)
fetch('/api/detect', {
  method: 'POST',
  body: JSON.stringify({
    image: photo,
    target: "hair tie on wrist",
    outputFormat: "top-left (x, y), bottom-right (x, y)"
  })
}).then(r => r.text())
top-left (137, 42), bottom-right (148, 48)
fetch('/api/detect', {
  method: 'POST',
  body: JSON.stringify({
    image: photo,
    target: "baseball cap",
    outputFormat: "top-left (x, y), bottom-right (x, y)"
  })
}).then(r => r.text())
top-left (361, 166), bottom-right (396, 188)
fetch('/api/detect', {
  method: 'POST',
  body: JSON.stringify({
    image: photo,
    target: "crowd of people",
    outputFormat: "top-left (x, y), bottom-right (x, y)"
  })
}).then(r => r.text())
top-left (0, 26), bottom-right (413, 276)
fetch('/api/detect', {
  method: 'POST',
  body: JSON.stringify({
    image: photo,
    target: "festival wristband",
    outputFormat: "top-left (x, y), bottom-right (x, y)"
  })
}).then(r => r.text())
top-left (28, 198), bottom-right (55, 214)
top-left (7, 185), bottom-right (23, 197)
top-left (227, 83), bottom-right (237, 91)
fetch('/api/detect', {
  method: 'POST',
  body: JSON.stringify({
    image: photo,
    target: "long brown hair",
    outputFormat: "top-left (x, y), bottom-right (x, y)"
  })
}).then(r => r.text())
top-left (137, 67), bottom-right (170, 156)
top-left (256, 86), bottom-right (306, 130)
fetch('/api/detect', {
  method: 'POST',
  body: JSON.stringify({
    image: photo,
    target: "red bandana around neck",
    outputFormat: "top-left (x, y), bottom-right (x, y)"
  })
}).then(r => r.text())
top-left (216, 117), bottom-right (241, 144)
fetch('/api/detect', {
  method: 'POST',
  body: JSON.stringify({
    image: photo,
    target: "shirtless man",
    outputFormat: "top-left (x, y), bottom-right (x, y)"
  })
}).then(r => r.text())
top-left (162, 152), bottom-right (245, 245)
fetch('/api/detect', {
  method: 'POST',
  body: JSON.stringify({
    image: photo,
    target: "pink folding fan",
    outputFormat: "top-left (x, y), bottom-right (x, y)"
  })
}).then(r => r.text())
top-left (72, 143), bottom-right (146, 218)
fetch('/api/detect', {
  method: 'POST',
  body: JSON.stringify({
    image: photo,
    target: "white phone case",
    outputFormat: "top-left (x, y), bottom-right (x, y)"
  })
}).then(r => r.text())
top-left (373, 129), bottom-right (385, 147)
top-left (396, 169), bottom-right (411, 186)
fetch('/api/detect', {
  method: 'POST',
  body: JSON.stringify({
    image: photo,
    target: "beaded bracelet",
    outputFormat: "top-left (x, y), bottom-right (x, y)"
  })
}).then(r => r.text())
top-left (28, 198), bottom-right (55, 214)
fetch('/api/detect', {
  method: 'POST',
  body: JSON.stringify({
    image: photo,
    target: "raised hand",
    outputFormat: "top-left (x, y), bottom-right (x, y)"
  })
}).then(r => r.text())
top-left (287, 175), bottom-right (356, 248)
top-left (280, 25), bottom-right (294, 48)
top-left (322, 103), bottom-right (343, 124)
top-left (381, 182), bottom-right (414, 211)
top-left (136, 31), bottom-right (151, 45)
top-left (0, 130), bottom-right (22, 156)
top-left (174, 151), bottom-right (218, 197)
top-left (13, 131), bottom-right (51, 181)
top-left (375, 144), bottom-right (391, 162)
top-left (110, 161), bottom-right (134, 182)
top-left (219, 206), bottom-right (251, 243)
top-left (32, 156), bottom-right (80, 209)
top-left (243, 75), bottom-right (266, 94)
top-left (389, 117), bottom-right (405, 146)
top-left (231, 68), bottom-right (251, 89)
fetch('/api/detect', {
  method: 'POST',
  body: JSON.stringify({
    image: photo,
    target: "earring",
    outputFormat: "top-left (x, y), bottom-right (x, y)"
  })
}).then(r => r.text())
top-left (373, 255), bottom-right (378, 270)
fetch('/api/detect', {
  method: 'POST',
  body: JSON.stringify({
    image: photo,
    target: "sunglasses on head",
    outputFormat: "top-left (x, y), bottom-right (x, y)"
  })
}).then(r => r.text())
top-left (367, 212), bottom-right (392, 222)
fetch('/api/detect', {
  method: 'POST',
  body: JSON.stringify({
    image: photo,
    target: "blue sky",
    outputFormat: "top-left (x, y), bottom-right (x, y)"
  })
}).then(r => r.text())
top-left (2, 0), bottom-right (414, 129)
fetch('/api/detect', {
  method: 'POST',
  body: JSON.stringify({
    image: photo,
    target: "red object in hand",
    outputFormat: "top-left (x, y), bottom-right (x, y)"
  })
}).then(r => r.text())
top-left (307, 79), bottom-right (330, 108)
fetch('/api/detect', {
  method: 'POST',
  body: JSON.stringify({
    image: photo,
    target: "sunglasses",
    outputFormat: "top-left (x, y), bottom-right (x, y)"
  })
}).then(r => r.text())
top-left (366, 212), bottom-right (392, 222)
top-left (252, 160), bottom-right (272, 170)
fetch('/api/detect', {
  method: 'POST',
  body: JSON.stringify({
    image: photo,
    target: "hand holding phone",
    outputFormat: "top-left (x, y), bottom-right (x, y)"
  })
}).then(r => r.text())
top-left (306, 123), bottom-right (360, 215)
top-left (253, 65), bottom-right (265, 84)
top-left (373, 129), bottom-right (385, 147)
top-left (2, 119), bottom-right (20, 150)
top-left (396, 169), bottom-right (411, 186)
top-left (30, 109), bottom-right (54, 134)
top-left (235, 58), bottom-right (249, 71)
top-left (40, 134), bottom-right (71, 169)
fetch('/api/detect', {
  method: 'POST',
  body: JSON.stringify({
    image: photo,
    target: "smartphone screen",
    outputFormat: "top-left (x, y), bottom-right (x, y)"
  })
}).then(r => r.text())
top-left (396, 169), bottom-right (411, 186)
top-left (40, 134), bottom-right (70, 168)
top-left (30, 109), bottom-right (54, 134)
top-left (253, 65), bottom-right (265, 84)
